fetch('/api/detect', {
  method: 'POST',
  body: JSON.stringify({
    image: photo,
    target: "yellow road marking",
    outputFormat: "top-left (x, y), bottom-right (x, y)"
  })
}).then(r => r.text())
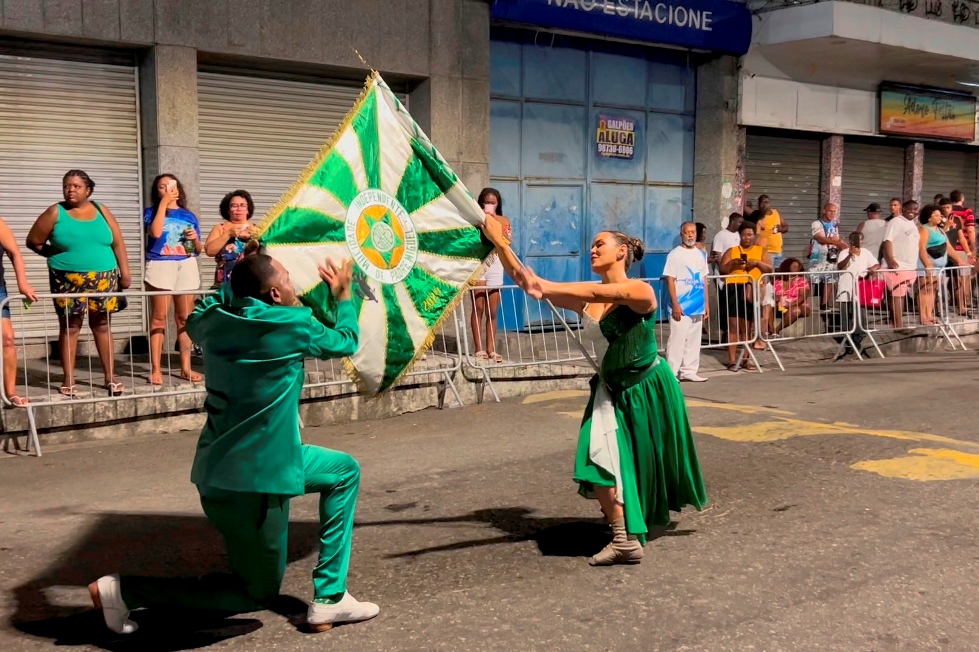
top-left (852, 449), bottom-right (979, 481)
top-left (525, 390), bottom-right (979, 481)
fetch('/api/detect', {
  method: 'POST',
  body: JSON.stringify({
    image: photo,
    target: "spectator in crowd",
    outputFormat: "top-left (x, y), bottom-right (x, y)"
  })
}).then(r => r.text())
top-left (940, 198), bottom-right (972, 315)
top-left (834, 231), bottom-right (881, 360)
top-left (881, 200), bottom-right (920, 329)
top-left (754, 198), bottom-right (788, 270)
top-left (719, 222), bottom-right (772, 371)
top-left (26, 170), bottom-right (131, 398)
top-left (934, 194), bottom-right (946, 205)
top-left (0, 213), bottom-right (37, 407)
top-left (205, 190), bottom-right (256, 288)
top-left (918, 204), bottom-right (966, 325)
top-left (772, 258), bottom-right (811, 336)
top-left (746, 194), bottom-right (781, 228)
top-left (950, 190), bottom-right (975, 258)
top-left (471, 188), bottom-right (511, 364)
top-left (808, 203), bottom-right (847, 311)
top-left (664, 222), bottom-right (709, 383)
top-left (856, 203), bottom-right (886, 259)
top-left (885, 198), bottom-right (902, 222)
top-left (144, 174), bottom-right (203, 386)
top-left (710, 213), bottom-right (743, 343)
top-left (694, 222), bottom-right (708, 254)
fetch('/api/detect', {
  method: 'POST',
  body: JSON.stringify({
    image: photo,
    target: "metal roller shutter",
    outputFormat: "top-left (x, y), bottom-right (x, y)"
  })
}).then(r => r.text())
top-left (0, 54), bottom-right (143, 338)
top-left (745, 133), bottom-right (822, 259)
top-left (198, 73), bottom-right (406, 285)
top-left (840, 141), bottom-right (905, 239)
top-left (922, 148), bottom-right (978, 207)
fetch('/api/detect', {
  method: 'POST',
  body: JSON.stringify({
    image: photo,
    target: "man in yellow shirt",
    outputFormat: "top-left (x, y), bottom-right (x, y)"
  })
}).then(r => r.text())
top-left (752, 195), bottom-right (789, 269)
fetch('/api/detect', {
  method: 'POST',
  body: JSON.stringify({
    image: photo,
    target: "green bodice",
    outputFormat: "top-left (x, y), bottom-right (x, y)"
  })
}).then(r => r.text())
top-left (598, 306), bottom-right (660, 393)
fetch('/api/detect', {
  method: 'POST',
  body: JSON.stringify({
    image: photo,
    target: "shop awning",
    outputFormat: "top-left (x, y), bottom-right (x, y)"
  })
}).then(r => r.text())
top-left (748, 1), bottom-right (979, 92)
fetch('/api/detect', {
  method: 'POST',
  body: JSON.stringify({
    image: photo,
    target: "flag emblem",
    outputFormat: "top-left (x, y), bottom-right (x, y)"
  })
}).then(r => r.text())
top-left (257, 72), bottom-right (493, 397)
top-left (345, 189), bottom-right (419, 284)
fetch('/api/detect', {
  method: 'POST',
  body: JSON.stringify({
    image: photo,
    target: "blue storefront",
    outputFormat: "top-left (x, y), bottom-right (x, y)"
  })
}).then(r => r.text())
top-left (488, 0), bottom-right (750, 327)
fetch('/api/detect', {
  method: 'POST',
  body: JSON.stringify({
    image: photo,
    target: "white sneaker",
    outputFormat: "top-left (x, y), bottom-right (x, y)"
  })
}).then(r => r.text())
top-left (88, 574), bottom-right (138, 634)
top-left (680, 375), bottom-right (708, 383)
top-left (306, 592), bottom-right (380, 632)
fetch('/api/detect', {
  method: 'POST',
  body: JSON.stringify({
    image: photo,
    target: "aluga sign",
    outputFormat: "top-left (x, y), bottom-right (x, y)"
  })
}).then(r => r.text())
top-left (490, 0), bottom-right (752, 56)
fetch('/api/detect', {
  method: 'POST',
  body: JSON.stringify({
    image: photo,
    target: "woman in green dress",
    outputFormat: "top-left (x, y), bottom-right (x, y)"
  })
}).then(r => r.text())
top-left (480, 217), bottom-right (707, 566)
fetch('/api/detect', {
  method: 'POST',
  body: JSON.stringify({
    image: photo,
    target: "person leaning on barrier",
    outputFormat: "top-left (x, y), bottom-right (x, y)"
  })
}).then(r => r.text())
top-left (719, 222), bottom-right (772, 372)
top-left (917, 204), bottom-right (966, 327)
top-left (941, 198), bottom-right (973, 317)
top-left (26, 169), bottom-right (132, 398)
top-left (833, 232), bottom-right (881, 361)
top-left (0, 213), bottom-right (38, 407)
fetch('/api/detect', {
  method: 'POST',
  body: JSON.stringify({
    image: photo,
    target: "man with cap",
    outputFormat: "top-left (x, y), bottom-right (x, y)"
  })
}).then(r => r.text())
top-left (856, 203), bottom-right (886, 259)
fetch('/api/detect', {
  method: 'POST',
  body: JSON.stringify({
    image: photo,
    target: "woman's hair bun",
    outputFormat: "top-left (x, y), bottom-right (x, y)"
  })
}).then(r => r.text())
top-left (629, 237), bottom-right (645, 262)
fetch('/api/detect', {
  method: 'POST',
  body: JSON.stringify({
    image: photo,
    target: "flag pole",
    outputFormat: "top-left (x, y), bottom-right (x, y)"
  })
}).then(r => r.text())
top-left (509, 258), bottom-right (603, 377)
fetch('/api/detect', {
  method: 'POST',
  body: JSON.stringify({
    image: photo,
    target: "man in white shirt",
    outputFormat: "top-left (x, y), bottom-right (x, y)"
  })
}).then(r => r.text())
top-left (665, 222), bottom-right (710, 382)
top-left (856, 203), bottom-right (886, 259)
top-left (881, 200), bottom-right (920, 329)
top-left (834, 231), bottom-right (881, 360)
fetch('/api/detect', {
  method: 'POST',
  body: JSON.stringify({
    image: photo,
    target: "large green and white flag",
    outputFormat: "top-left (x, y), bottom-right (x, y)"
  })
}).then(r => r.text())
top-left (256, 71), bottom-right (493, 397)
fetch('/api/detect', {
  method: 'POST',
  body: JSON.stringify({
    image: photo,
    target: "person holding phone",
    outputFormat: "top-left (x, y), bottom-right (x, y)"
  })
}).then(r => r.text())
top-left (834, 231), bottom-right (880, 360)
top-left (719, 222), bottom-right (772, 371)
top-left (144, 174), bottom-right (203, 385)
top-left (205, 190), bottom-right (257, 287)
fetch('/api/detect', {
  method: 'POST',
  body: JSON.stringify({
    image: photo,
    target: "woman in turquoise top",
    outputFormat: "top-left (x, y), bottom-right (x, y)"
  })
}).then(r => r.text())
top-left (481, 216), bottom-right (706, 566)
top-left (917, 204), bottom-right (966, 326)
top-left (26, 170), bottom-right (132, 398)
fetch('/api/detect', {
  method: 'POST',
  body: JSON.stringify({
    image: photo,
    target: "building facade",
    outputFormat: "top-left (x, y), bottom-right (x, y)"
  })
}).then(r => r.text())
top-left (0, 0), bottom-right (493, 337)
top-left (739, 0), bottom-right (979, 258)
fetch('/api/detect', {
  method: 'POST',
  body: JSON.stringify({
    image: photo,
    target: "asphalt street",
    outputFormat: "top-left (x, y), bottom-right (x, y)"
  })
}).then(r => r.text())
top-left (2, 353), bottom-right (979, 651)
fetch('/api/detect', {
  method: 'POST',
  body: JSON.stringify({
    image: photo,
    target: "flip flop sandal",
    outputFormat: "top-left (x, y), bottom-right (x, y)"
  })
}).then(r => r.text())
top-left (9, 395), bottom-right (28, 408)
top-left (491, 353), bottom-right (504, 363)
top-left (474, 351), bottom-right (488, 360)
top-left (59, 385), bottom-right (78, 398)
top-left (178, 372), bottom-right (203, 382)
top-left (106, 382), bottom-right (125, 397)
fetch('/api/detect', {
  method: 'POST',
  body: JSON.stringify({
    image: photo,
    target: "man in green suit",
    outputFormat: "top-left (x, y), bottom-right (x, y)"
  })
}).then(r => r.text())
top-left (89, 253), bottom-right (379, 634)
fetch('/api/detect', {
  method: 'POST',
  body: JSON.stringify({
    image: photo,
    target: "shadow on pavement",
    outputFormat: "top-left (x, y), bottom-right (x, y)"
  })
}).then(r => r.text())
top-left (8, 512), bottom-right (321, 651)
top-left (357, 506), bottom-right (695, 558)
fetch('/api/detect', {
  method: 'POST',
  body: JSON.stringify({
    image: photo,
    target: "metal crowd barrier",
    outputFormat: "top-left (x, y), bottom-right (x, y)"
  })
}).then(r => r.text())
top-left (856, 267), bottom-right (963, 351)
top-left (0, 289), bottom-right (465, 456)
top-left (461, 284), bottom-right (593, 403)
top-left (756, 269), bottom-right (866, 368)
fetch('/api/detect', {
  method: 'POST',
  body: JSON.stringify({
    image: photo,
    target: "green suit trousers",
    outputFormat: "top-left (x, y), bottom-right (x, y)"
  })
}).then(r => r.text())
top-left (121, 445), bottom-right (360, 611)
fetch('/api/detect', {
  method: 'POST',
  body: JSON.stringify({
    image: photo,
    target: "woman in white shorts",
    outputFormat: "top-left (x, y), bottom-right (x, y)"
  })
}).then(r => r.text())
top-left (472, 188), bottom-right (512, 363)
top-left (143, 174), bottom-right (203, 385)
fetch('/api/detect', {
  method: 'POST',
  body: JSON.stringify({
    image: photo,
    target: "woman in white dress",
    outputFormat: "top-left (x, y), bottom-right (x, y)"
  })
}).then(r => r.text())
top-left (472, 188), bottom-right (512, 363)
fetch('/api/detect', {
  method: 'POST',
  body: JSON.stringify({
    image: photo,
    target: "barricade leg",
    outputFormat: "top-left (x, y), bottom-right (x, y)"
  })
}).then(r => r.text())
top-left (26, 406), bottom-right (40, 457)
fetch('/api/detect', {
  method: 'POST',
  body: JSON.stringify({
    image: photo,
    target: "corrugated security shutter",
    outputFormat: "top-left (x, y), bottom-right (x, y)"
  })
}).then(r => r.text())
top-left (840, 141), bottom-right (905, 237)
top-left (745, 133), bottom-right (822, 259)
top-left (198, 73), bottom-right (407, 286)
top-left (922, 148), bottom-right (978, 208)
top-left (0, 54), bottom-right (143, 338)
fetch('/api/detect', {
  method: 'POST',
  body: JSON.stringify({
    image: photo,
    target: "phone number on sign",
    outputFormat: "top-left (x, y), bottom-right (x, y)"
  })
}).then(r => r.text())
top-left (598, 144), bottom-right (634, 157)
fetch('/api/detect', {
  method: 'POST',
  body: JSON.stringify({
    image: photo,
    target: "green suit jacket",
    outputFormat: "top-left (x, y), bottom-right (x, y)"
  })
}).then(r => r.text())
top-left (185, 285), bottom-right (359, 497)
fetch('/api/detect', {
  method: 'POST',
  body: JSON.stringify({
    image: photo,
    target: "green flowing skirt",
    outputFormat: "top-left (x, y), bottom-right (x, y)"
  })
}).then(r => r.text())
top-left (574, 360), bottom-right (707, 544)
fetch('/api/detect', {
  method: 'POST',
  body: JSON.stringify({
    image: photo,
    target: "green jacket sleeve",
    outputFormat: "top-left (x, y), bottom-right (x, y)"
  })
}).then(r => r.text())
top-left (306, 298), bottom-right (359, 360)
top-left (186, 284), bottom-right (230, 342)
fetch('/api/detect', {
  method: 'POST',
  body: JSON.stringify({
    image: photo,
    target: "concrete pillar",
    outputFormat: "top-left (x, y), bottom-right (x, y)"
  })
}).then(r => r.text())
top-left (411, 0), bottom-right (490, 195)
top-left (139, 45), bottom-right (200, 213)
top-left (693, 55), bottom-right (745, 232)
top-left (820, 135), bottom-right (844, 209)
top-left (904, 142), bottom-right (924, 205)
